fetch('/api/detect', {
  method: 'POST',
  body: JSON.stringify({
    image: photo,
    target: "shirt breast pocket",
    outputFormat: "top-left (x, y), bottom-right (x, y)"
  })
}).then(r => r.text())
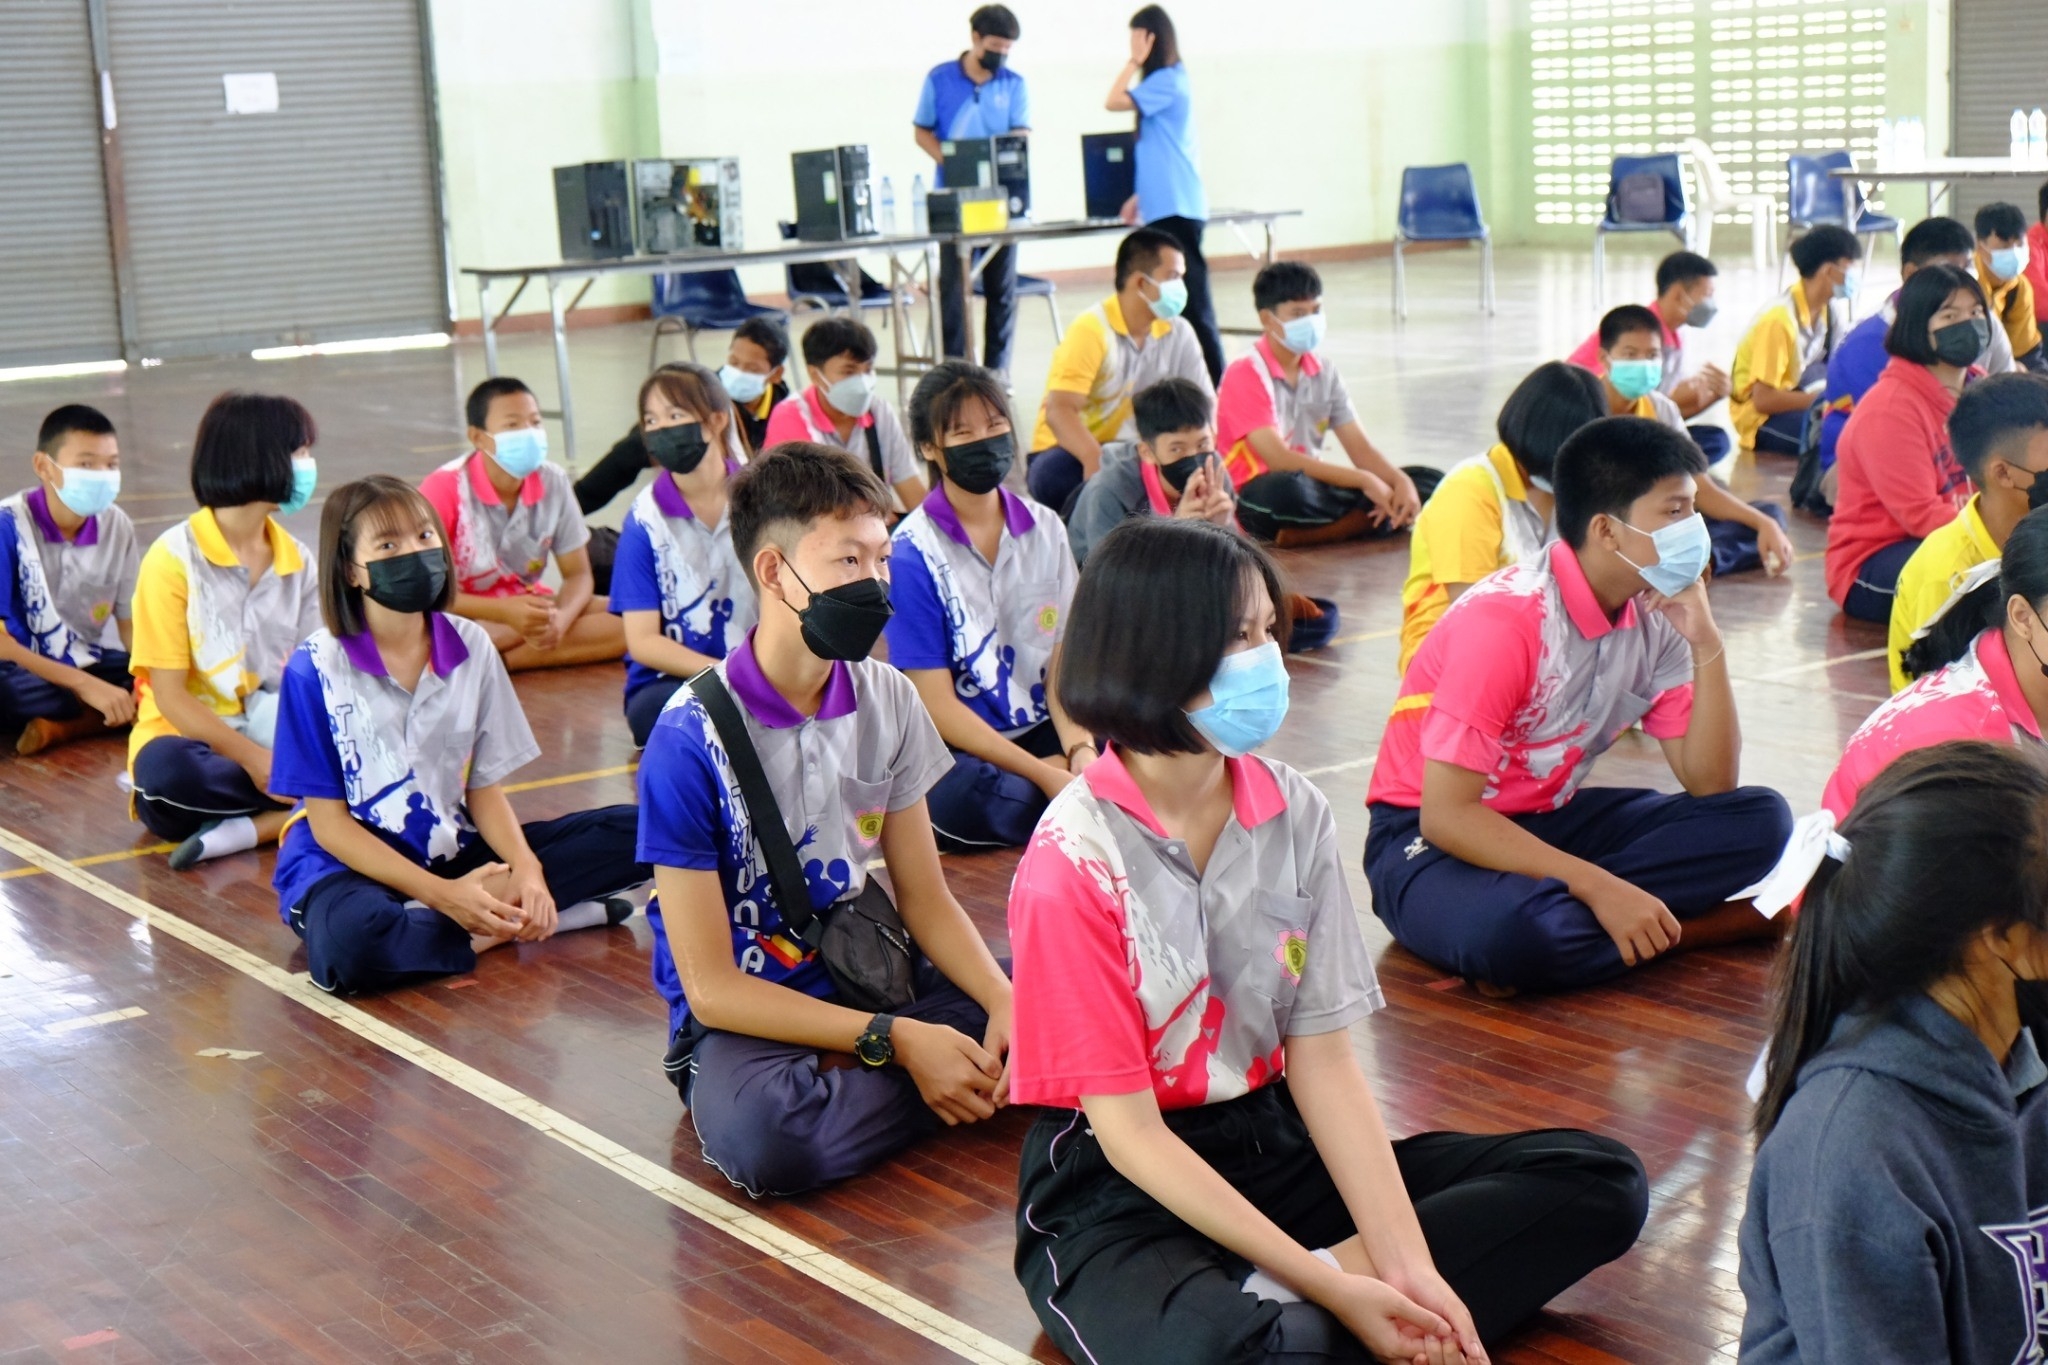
top-left (840, 773), bottom-right (892, 855)
top-left (1246, 888), bottom-right (1315, 1009)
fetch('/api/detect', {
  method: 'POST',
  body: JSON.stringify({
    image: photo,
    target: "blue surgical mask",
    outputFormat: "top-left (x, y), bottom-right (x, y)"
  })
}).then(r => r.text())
top-left (1185, 641), bottom-right (1289, 758)
top-left (720, 364), bottom-right (768, 405)
top-left (1280, 313), bottom-right (1326, 356)
top-left (1991, 244), bottom-right (2031, 281)
top-left (278, 456), bottom-right (318, 516)
top-left (1608, 359), bottom-right (1663, 401)
top-left (1618, 513), bottom-right (1711, 597)
top-left (52, 466), bottom-right (120, 519)
top-left (1146, 275), bottom-right (1189, 321)
top-left (489, 427), bottom-right (547, 479)
top-left (824, 371), bottom-right (877, 418)
top-left (1834, 268), bottom-right (1862, 302)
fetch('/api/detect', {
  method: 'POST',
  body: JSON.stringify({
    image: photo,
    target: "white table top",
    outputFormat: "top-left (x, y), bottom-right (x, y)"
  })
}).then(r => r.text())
top-left (1840, 157), bottom-right (2048, 181)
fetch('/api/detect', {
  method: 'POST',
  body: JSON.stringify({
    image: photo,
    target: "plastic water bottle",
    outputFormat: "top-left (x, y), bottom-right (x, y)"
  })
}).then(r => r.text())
top-left (911, 172), bottom-right (929, 235)
top-left (2014, 109), bottom-right (2030, 162)
top-left (879, 175), bottom-right (897, 235)
top-left (2032, 109), bottom-right (2047, 165)
top-left (1904, 117), bottom-right (1926, 163)
top-left (1875, 117), bottom-right (1895, 168)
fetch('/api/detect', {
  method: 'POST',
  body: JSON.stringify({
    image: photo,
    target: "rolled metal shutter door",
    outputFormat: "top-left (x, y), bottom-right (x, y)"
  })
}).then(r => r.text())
top-left (1949, 0), bottom-right (2048, 228)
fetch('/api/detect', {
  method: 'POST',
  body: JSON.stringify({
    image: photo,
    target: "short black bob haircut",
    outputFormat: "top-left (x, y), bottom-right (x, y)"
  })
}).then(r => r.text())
top-left (1900, 215), bottom-right (1976, 267)
top-left (733, 315), bottom-right (789, 367)
top-left (1949, 371), bottom-right (2048, 486)
top-left (1495, 362), bottom-right (1606, 482)
top-left (970, 3), bottom-right (1019, 39)
top-left (1114, 227), bottom-right (1182, 290)
top-left (1789, 224), bottom-right (1862, 278)
top-left (800, 316), bottom-right (879, 370)
top-left (729, 441), bottom-right (892, 588)
top-left (1133, 376), bottom-right (1212, 444)
top-left (191, 391), bottom-right (315, 509)
top-left (1552, 415), bottom-right (1706, 549)
top-left (36, 404), bottom-right (115, 456)
top-left (1598, 303), bottom-right (1664, 352)
top-left (1058, 518), bottom-right (1291, 756)
top-left (465, 376), bottom-right (534, 432)
top-left (318, 475), bottom-right (456, 636)
top-left (1976, 201), bottom-right (2029, 244)
top-left (1130, 5), bottom-right (1180, 75)
top-left (1653, 251), bottom-right (1717, 295)
top-left (1885, 264), bottom-right (1988, 367)
top-left (1252, 260), bottom-right (1321, 315)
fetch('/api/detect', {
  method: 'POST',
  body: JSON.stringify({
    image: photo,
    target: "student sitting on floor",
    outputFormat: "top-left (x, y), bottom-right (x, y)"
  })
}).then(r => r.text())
top-left (1398, 362), bottom-right (1608, 674)
top-left (1975, 201), bottom-right (2048, 373)
top-left (763, 317), bottom-right (927, 518)
top-left (1741, 740), bottom-right (2048, 1365)
top-left (129, 392), bottom-right (322, 870)
top-left (1730, 225), bottom-right (1861, 456)
top-left (1587, 305), bottom-right (1795, 577)
top-left (1816, 218), bottom-right (2016, 510)
top-left (1213, 261), bottom-right (1426, 547)
top-left (1829, 508), bottom-right (2048, 817)
top-left (1009, 517), bottom-right (1648, 1364)
top-left (1567, 250), bottom-right (1734, 460)
top-left (885, 361), bottom-right (1090, 850)
top-left (0, 405), bottom-right (139, 755)
top-left (269, 477), bottom-right (649, 995)
top-left (2029, 182), bottom-right (2048, 325)
top-left (636, 442), bottom-right (1014, 1198)
top-left (423, 377), bottom-right (625, 671)
top-left (1885, 374), bottom-right (2048, 690)
top-left (1025, 227), bottom-right (1213, 515)
top-left (610, 364), bottom-right (755, 748)
top-left (1068, 376), bottom-right (1236, 566)
top-left (1826, 264), bottom-right (1987, 623)
top-left (720, 316), bottom-right (790, 456)
top-left (1365, 417), bottom-right (1793, 995)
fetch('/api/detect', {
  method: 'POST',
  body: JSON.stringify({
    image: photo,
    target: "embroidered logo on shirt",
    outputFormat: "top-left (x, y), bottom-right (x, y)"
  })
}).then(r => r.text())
top-left (1273, 929), bottom-right (1308, 982)
top-left (1981, 1203), bottom-right (2048, 1361)
top-left (1036, 603), bottom-right (1059, 633)
top-left (1404, 836), bottom-right (1428, 860)
top-left (855, 808), bottom-right (886, 845)
top-left (91, 601), bottom-right (112, 624)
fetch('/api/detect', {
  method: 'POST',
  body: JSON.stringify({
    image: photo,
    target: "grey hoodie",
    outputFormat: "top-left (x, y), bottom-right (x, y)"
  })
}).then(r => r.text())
top-left (1739, 992), bottom-right (2048, 1364)
top-left (1066, 440), bottom-right (1237, 567)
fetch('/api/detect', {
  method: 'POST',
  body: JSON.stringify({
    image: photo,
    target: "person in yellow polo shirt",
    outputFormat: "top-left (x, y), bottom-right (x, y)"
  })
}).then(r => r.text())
top-left (1398, 362), bottom-right (1606, 673)
top-left (1974, 203), bottom-right (2048, 374)
top-left (1887, 372), bottom-right (2048, 689)
top-left (1731, 225), bottom-right (1861, 454)
top-left (1025, 227), bottom-right (1212, 515)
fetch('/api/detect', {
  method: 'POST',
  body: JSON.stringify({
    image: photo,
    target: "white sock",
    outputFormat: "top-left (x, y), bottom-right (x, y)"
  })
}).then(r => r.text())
top-left (554, 899), bottom-right (611, 932)
top-left (1242, 1247), bottom-right (1341, 1303)
top-left (194, 816), bottom-right (258, 863)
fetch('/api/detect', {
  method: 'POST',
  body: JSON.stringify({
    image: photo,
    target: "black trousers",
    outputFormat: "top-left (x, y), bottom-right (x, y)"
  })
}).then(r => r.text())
top-left (939, 243), bottom-right (1019, 374)
top-left (1016, 1082), bottom-right (1647, 1364)
top-left (1148, 215), bottom-right (1224, 383)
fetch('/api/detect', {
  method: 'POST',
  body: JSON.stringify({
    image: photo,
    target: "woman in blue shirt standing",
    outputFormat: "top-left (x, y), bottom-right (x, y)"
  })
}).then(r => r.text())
top-left (1107, 6), bottom-right (1222, 383)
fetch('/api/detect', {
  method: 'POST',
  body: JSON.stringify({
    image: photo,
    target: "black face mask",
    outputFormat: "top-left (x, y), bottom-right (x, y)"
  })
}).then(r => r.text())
top-left (2024, 469), bottom-right (2048, 513)
top-left (358, 549), bottom-right (448, 615)
top-left (784, 562), bottom-right (893, 661)
top-left (1158, 449), bottom-right (1215, 493)
top-left (1933, 317), bottom-right (1991, 368)
top-left (941, 432), bottom-right (1014, 496)
top-left (647, 422), bottom-right (711, 476)
top-left (977, 47), bottom-right (1007, 73)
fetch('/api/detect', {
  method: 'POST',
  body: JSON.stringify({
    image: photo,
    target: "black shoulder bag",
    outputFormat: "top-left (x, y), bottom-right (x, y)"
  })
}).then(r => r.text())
top-left (862, 421), bottom-right (888, 483)
top-left (687, 669), bottom-right (918, 1014)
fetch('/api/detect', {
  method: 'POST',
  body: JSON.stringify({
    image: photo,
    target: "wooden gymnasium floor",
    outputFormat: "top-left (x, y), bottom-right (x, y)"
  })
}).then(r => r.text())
top-left (0, 247), bottom-right (1891, 1363)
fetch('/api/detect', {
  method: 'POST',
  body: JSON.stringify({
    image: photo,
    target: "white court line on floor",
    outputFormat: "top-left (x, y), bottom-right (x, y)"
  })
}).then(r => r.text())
top-left (1300, 752), bottom-right (1377, 778)
top-left (0, 822), bottom-right (1030, 1365)
top-left (1738, 645), bottom-right (1890, 683)
top-left (46, 1005), bottom-right (147, 1033)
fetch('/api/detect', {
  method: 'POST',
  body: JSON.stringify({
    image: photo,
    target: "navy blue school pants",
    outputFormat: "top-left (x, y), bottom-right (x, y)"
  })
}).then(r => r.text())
top-left (288, 805), bottom-right (649, 995)
top-left (626, 674), bottom-right (685, 749)
top-left (1842, 537), bottom-right (1923, 624)
top-left (0, 651), bottom-right (130, 729)
top-left (1364, 786), bottom-right (1792, 992)
top-left (1026, 446), bottom-right (1087, 520)
top-left (1688, 424), bottom-right (1732, 463)
top-left (671, 957), bottom-right (992, 1198)
top-left (132, 733), bottom-right (289, 842)
top-left (926, 718), bottom-right (1061, 851)
top-left (1752, 407), bottom-right (1807, 457)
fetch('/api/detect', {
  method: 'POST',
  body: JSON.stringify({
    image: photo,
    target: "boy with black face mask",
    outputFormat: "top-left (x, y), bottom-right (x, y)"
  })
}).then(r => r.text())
top-left (634, 441), bottom-right (1014, 1197)
top-left (1068, 377), bottom-right (1235, 567)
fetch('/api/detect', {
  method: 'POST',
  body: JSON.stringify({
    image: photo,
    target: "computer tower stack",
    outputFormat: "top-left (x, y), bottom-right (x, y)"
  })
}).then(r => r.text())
top-left (553, 161), bottom-right (634, 260)
top-left (791, 146), bottom-right (875, 242)
top-left (941, 134), bottom-right (1031, 218)
top-left (1081, 132), bottom-right (1138, 222)
top-left (632, 157), bottom-right (743, 255)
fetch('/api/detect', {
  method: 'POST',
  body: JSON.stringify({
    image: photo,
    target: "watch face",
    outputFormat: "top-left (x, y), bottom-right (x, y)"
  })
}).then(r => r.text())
top-left (856, 1032), bottom-right (891, 1066)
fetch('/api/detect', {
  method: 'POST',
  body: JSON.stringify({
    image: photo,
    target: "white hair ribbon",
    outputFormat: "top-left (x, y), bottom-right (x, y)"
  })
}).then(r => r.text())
top-left (1909, 556), bottom-right (2004, 642)
top-left (1734, 809), bottom-right (1851, 919)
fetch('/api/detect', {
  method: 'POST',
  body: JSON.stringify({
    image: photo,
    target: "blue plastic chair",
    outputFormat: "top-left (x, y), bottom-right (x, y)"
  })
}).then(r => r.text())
top-left (1781, 151), bottom-right (1901, 291)
top-left (648, 270), bottom-right (787, 367)
top-left (777, 222), bottom-right (894, 317)
top-left (1393, 164), bottom-right (1493, 320)
top-left (1592, 153), bottom-right (1691, 305)
top-left (977, 271), bottom-right (1063, 340)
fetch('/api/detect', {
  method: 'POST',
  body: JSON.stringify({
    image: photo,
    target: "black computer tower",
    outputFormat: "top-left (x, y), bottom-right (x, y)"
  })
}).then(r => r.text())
top-left (941, 134), bottom-right (1031, 218)
top-left (1082, 132), bottom-right (1137, 221)
top-left (553, 161), bottom-right (634, 260)
top-left (792, 146), bottom-right (875, 242)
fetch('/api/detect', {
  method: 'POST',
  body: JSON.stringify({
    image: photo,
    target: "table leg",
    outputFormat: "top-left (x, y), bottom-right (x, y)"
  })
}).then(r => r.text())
top-left (478, 277), bottom-right (499, 376)
top-left (953, 239), bottom-right (977, 366)
top-left (546, 277), bottom-right (577, 466)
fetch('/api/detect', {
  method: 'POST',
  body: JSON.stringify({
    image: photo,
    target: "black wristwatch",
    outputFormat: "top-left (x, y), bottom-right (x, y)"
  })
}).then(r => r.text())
top-left (854, 1013), bottom-right (897, 1067)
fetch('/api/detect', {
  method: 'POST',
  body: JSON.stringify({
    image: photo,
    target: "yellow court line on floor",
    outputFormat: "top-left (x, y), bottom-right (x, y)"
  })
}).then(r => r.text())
top-left (503, 762), bottom-right (637, 794)
top-left (1319, 626), bottom-right (1400, 648)
top-left (0, 820), bottom-right (1029, 1365)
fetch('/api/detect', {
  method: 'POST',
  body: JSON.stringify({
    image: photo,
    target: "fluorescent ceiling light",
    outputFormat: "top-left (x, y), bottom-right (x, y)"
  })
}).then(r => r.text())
top-left (0, 359), bottom-right (127, 384)
top-left (252, 332), bottom-right (451, 361)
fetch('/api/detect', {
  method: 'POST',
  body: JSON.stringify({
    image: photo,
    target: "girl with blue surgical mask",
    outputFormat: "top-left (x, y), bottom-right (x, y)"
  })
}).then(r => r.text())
top-left (1006, 516), bottom-right (1648, 1365)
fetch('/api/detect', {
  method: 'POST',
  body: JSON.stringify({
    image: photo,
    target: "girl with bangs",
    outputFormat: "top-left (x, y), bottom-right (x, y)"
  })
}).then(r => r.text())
top-left (268, 476), bottom-right (649, 995)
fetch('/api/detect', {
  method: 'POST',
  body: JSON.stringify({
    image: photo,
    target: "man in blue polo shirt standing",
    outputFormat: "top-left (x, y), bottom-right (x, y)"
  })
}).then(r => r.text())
top-left (914, 5), bottom-right (1029, 377)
